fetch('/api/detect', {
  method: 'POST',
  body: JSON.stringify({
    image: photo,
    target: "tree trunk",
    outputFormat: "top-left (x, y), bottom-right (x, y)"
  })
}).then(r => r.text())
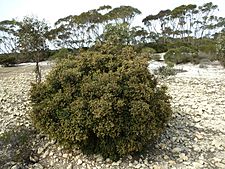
top-left (35, 53), bottom-right (41, 83)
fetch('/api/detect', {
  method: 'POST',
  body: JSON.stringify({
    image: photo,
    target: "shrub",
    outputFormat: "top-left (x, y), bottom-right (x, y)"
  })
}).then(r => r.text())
top-left (0, 126), bottom-right (37, 167)
top-left (140, 47), bottom-right (156, 59)
top-left (0, 55), bottom-right (17, 67)
top-left (51, 48), bottom-right (72, 61)
top-left (146, 42), bottom-right (168, 53)
top-left (166, 40), bottom-right (197, 51)
top-left (216, 33), bottom-right (225, 67)
top-left (164, 46), bottom-right (199, 64)
top-left (151, 54), bottom-right (161, 61)
top-left (154, 66), bottom-right (176, 77)
top-left (29, 47), bottom-right (172, 160)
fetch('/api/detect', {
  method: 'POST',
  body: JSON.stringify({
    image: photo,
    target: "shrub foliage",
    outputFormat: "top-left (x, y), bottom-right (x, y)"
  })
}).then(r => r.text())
top-left (0, 54), bottom-right (17, 67)
top-left (29, 47), bottom-right (172, 160)
top-left (217, 33), bottom-right (225, 67)
top-left (164, 46), bottom-right (199, 64)
top-left (0, 126), bottom-right (37, 166)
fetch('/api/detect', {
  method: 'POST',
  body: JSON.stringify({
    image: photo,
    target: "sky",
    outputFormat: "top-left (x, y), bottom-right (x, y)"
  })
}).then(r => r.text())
top-left (1, 0), bottom-right (225, 26)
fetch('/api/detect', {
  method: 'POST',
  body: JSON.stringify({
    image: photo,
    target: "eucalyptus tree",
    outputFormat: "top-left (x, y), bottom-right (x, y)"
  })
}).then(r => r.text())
top-left (142, 14), bottom-right (159, 34)
top-left (215, 17), bottom-right (225, 32)
top-left (143, 4), bottom-right (197, 40)
top-left (197, 2), bottom-right (218, 38)
top-left (185, 4), bottom-right (198, 39)
top-left (143, 2), bottom-right (222, 41)
top-left (158, 9), bottom-right (171, 42)
top-left (52, 5), bottom-right (141, 50)
top-left (0, 19), bottom-right (19, 54)
top-left (130, 26), bottom-right (149, 44)
top-left (106, 5), bottom-right (141, 25)
top-left (53, 7), bottom-right (108, 50)
top-left (53, 15), bottom-right (81, 50)
top-left (17, 16), bottom-right (50, 83)
top-left (142, 9), bottom-right (171, 42)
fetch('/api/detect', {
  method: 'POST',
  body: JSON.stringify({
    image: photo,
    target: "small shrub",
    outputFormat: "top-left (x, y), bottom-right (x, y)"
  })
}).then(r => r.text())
top-left (0, 55), bottom-right (17, 67)
top-left (199, 63), bottom-right (208, 68)
top-left (29, 47), bottom-right (172, 160)
top-left (51, 48), bottom-right (72, 61)
top-left (151, 54), bottom-right (161, 61)
top-left (166, 61), bottom-right (175, 68)
top-left (164, 46), bottom-right (199, 64)
top-left (0, 126), bottom-right (37, 166)
top-left (147, 42), bottom-right (168, 53)
top-left (216, 33), bottom-right (225, 67)
top-left (140, 47), bottom-right (156, 59)
top-left (154, 66), bottom-right (176, 77)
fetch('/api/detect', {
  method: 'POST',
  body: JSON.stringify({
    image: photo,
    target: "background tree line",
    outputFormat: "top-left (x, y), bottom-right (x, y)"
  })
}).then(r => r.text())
top-left (0, 2), bottom-right (225, 70)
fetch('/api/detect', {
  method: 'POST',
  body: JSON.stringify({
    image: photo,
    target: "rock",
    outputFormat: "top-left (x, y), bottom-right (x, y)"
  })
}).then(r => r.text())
top-left (77, 159), bottom-right (83, 165)
top-left (49, 151), bottom-right (54, 156)
top-left (50, 160), bottom-right (54, 166)
top-left (159, 143), bottom-right (166, 149)
top-left (127, 155), bottom-right (132, 160)
top-left (163, 155), bottom-right (169, 160)
top-left (172, 147), bottom-right (182, 153)
top-left (222, 159), bottom-right (225, 164)
top-left (144, 158), bottom-right (149, 165)
top-left (192, 162), bottom-right (203, 168)
top-left (37, 147), bottom-right (45, 154)
top-left (135, 164), bottom-right (142, 169)
top-left (210, 147), bottom-right (215, 152)
top-left (179, 153), bottom-right (188, 161)
top-left (152, 164), bottom-right (162, 169)
top-left (133, 160), bottom-right (138, 165)
top-left (11, 164), bottom-right (21, 169)
top-left (96, 155), bottom-right (103, 162)
top-left (30, 155), bottom-right (39, 163)
top-left (213, 157), bottom-right (221, 162)
top-left (193, 145), bottom-right (201, 152)
top-left (62, 153), bottom-right (69, 158)
top-left (195, 133), bottom-right (203, 140)
top-left (192, 104), bottom-right (198, 109)
top-left (106, 158), bottom-right (111, 163)
top-left (66, 163), bottom-right (73, 169)
top-left (112, 160), bottom-right (121, 166)
top-left (215, 162), bottom-right (225, 168)
top-left (42, 149), bottom-right (49, 158)
top-left (193, 117), bottom-right (201, 123)
top-left (212, 139), bottom-right (222, 148)
top-left (168, 160), bottom-right (176, 165)
top-left (32, 163), bottom-right (44, 169)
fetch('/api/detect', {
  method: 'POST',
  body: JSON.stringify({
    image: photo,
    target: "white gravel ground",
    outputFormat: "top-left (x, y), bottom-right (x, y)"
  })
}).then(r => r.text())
top-left (0, 60), bottom-right (225, 169)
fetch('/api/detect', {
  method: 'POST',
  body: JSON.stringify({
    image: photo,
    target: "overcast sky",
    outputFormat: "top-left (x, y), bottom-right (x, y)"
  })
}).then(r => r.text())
top-left (1, 0), bottom-right (225, 26)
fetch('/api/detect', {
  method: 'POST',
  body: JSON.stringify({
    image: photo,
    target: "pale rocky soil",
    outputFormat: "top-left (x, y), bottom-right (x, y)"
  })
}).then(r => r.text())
top-left (0, 61), bottom-right (225, 169)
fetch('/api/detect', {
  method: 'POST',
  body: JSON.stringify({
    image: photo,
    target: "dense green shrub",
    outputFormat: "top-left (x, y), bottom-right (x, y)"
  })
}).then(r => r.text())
top-left (146, 42), bottom-right (168, 53)
top-left (151, 54), bottom-right (162, 61)
top-left (154, 66), bottom-right (176, 77)
top-left (216, 33), bottom-right (225, 67)
top-left (140, 47), bottom-right (156, 59)
top-left (166, 41), bottom-right (195, 50)
top-left (0, 55), bottom-right (17, 67)
top-left (51, 48), bottom-right (72, 61)
top-left (164, 46), bottom-right (199, 64)
top-left (29, 47), bottom-right (172, 160)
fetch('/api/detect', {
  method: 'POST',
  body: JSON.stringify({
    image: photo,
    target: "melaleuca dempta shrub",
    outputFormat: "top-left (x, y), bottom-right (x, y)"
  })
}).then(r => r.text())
top-left (29, 47), bottom-right (172, 160)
